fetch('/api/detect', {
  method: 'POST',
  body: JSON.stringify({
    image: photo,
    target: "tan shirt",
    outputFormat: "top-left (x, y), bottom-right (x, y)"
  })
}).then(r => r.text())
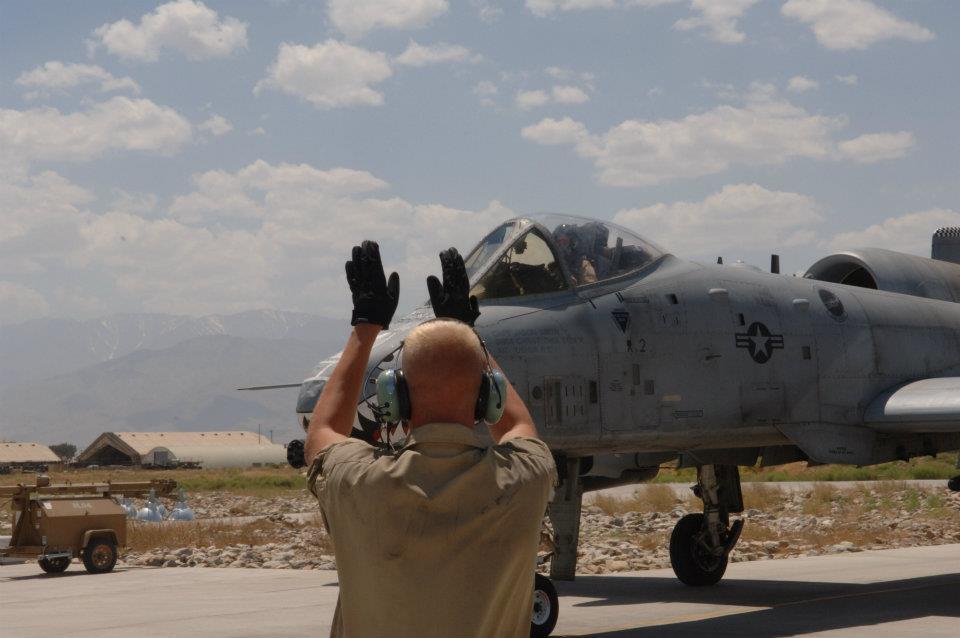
top-left (309, 423), bottom-right (556, 638)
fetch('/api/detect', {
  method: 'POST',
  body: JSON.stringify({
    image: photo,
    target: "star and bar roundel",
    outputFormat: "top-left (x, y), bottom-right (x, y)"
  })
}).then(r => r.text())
top-left (735, 322), bottom-right (784, 364)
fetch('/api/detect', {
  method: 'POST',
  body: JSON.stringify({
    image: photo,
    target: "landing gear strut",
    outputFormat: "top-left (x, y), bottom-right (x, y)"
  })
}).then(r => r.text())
top-left (670, 464), bottom-right (744, 586)
top-left (548, 457), bottom-right (583, 581)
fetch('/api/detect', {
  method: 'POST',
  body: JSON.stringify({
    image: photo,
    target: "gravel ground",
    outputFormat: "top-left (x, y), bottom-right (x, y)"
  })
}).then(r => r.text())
top-left (113, 482), bottom-right (960, 574)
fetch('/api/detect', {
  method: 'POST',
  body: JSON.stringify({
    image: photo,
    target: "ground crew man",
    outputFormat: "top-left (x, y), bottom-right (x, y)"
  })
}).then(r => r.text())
top-left (305, 241), bottom-right (557, 638)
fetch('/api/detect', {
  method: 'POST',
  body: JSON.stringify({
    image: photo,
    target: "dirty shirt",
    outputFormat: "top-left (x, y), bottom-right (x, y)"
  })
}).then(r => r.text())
top-left (308, 422), bottom-right (556, 638)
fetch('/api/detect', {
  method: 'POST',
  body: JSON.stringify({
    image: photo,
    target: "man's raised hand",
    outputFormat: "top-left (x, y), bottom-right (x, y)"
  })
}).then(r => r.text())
top-left (426, 247), bottom-right (480, 327)
top-left (345, 240), bottom-right (400, 329)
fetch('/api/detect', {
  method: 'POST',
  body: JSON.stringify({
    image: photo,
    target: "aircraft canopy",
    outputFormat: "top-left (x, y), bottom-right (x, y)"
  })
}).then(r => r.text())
top-left (464, 214), bottom-right (664, 300)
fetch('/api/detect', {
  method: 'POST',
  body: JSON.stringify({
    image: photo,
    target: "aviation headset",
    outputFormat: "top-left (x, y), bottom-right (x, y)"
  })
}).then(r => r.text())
top-left (374, 321), bottom-right (508, 426)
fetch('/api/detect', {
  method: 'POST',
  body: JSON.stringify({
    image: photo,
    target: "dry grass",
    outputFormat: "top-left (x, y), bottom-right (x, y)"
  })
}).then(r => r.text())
top-left (0, 466), bottom-right (306, 497)
top-left (125, 516), bottom-right (329, 553)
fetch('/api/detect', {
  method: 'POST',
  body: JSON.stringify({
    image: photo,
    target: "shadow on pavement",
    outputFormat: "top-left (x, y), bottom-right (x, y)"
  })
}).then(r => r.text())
top-left (555, 572), bottom-right (960, 637)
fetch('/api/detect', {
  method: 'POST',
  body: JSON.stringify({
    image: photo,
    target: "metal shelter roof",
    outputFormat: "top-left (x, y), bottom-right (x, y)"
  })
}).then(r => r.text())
top-left (0, 442), bottom-right (61, 464)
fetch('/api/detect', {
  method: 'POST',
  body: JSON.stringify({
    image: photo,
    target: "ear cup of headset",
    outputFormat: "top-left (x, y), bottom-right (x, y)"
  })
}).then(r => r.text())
top-left (376, 369), bottom-right (411, 423)
top-left (482, 370), bottom-right (507, 425)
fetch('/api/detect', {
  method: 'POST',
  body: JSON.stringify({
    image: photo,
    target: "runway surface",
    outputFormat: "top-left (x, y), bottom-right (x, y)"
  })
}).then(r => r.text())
top-left (2, 543), bottom-right (958, 637)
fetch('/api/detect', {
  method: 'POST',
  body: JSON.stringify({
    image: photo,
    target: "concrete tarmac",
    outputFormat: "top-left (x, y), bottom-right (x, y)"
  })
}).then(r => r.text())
top-left (2, 544), bottom-right (959, 637)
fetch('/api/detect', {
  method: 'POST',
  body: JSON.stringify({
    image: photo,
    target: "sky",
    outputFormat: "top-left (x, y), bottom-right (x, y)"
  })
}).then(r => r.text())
top-left (1, 0), bottom-right (958, 325)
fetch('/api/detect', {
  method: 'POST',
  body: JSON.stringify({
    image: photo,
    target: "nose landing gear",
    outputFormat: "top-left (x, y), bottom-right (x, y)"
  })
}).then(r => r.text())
top-left (669, 464), bottom-right (744, 586)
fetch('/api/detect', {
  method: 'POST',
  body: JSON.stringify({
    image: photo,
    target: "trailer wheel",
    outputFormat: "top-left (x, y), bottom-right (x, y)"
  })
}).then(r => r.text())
top-left (82, 539), bottom-right (117, 574)
top-left (531, 573), bottom-right (559, 638)
top-left (38, 557), bottom-right (71, 574)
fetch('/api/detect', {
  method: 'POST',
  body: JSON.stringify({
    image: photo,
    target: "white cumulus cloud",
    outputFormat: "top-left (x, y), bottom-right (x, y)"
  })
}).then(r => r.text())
top-left (329, 0), bottom-right (449, 39)
top-left (0, 97), bottom-right (192, 170)
top-left (828, 209), bottom-right (960, 256)
top-left (782, 0), bottom-right (934, 51)
top-left (614, 184), bottom-right (823, 258)
top-left (674, 0), bottom-right (760, 44)
top-left (394, 41), bottom-right (477, 67)
top-left (835, 74), bottom-right (859, 86)
top-left (787, 75), bottom-right (819, 93)
top-left (0, 159), bottom-right (513, 321)
top-left (90, 0), bottom-right (248, 62)
top-left (198, 114), bottom-right (233, 136)
top-left (837, 131), bottom-right (915, 163)
top-left (15, 61), bottom-right (141, 96)
top-left (255, 41), bottom-right (393, 110)
top-left (521, 85), bottom-right (913, 186)
top-left (516, 86), bottom-right (590, 110)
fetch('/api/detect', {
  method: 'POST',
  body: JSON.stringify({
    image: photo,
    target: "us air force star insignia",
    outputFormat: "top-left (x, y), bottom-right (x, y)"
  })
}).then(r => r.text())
top-left (735, 321), bottom-right (784, 364)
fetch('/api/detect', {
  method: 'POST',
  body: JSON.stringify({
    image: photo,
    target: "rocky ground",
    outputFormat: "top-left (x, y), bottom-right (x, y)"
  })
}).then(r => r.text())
top-left (4, 482), bottom-right (958, 574)
top-left (111, 482), bottom-right (960, 574)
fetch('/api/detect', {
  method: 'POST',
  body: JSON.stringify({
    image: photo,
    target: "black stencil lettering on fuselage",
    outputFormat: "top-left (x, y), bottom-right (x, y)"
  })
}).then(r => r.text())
top-left (735, 321), bottom-right (785, 364)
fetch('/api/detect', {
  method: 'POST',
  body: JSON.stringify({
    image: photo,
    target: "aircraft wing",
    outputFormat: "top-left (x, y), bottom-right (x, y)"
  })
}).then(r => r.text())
top-left (863, 377), bottom-right (960, 432)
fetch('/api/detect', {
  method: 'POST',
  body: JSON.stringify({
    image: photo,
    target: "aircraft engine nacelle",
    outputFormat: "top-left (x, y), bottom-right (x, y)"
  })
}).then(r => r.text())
top-left (804, 247), bottom-right (960, 303)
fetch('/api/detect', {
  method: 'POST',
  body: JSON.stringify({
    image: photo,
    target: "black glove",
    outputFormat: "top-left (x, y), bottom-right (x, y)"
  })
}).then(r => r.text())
top-left (345, 240), bottom-right (400, 329)
top-left (427, 247), bottom-right (480, 327)
top-left (287, 439), bottom-right (306, 469)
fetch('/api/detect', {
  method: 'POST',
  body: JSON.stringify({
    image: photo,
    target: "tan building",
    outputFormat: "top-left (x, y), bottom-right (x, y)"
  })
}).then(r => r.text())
top-left (0, 442), bottom-right (62, 471)
top-left (77, 431), bottom-right (286, 469)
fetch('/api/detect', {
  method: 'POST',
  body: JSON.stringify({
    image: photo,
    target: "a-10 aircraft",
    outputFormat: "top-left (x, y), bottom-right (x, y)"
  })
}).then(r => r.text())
top-left (280, 213), bottom-right (960, 587)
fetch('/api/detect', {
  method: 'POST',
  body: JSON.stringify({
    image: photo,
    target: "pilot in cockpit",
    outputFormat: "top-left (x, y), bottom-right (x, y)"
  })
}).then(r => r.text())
top-left (553, 224), bottom-right (597, 285)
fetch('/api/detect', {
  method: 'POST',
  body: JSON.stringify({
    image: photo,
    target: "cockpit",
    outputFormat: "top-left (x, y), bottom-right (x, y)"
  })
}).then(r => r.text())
top-left (464, 214), bottom-right (665, 300)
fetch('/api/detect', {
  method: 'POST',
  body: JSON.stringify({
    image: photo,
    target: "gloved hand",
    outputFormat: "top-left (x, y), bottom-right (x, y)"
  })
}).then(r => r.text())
top-left (426, 247), bottom-right (480, 327)
top-left (345, 240), bottom-right (400, 329)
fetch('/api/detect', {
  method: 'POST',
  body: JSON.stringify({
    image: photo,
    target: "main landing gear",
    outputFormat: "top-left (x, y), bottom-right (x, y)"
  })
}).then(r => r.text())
top-left (669, 464), bottom-right (744, 586)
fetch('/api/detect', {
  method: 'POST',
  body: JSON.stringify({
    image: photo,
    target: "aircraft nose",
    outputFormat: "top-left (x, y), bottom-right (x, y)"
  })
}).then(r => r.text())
top-left (296, 378), bottom-right (326, 414)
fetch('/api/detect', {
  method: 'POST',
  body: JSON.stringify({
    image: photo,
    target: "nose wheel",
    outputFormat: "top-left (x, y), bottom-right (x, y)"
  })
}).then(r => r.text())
top-left (670, 464), bottom-right (744, 586)
top-left (531, 573), bottom-right (559, 637)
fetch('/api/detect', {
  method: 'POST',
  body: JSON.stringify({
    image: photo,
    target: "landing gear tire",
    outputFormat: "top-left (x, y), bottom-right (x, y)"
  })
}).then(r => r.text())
top-left (38, 556), bottom-right (70, 574)
top-left (670, 513), bottom-right (728, 586)
top-left (82, 539), bottom-right (117, 574)
top-left (948, 476), bottom-right (960, 492)
top-left (530, 573), bottom-right (559, 638)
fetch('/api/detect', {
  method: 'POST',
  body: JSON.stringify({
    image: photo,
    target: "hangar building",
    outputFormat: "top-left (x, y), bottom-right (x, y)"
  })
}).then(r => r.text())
top-left (77, 431), bottom-right (286, 469)
top-left (0, 442), bottom-right (62, 471)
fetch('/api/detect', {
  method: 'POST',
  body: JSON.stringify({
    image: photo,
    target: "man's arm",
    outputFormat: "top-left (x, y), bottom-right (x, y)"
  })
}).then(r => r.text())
top-left (304, 240), bottom-right (400, 465)
top-left (486, 355), bottom-right (539, 444)
top-left (304, 324), bottom-right (381, 462)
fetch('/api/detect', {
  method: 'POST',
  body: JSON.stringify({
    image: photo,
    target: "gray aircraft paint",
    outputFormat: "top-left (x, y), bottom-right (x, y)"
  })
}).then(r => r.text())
top-left (294, 215), bottom-right (960, 477)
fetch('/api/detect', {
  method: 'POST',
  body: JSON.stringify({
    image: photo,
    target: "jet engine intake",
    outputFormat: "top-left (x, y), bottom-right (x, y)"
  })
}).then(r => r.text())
top-left (804, 248), bottom-right (960, 302)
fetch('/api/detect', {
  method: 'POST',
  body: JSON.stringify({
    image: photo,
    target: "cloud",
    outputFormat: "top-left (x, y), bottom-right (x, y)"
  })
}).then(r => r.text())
top-left (674, 0), bottom-right (760, 44)
top-left (787, 75), bottom-right (818, 93)
top-left (516, 90), bottom-right (550, 110)
top-left (198, 114), bottom-right (233, 136)
top-left (394, 41), bottom-right (478, 67)
top-left (526, 0), bottom-right (616, 16)
top-left (255, 41), bottom-right (393, 109)
top-left (168, 160), bottom-right (390, 224)
top-left (0, 160), bottom-right (512, 321)
top-left (835, 74), bottom-right (859, 86)
top-left (328, 0), bottom-right (449, 39)
top-left (782, 0), bottom-right (934, 51)
top-left (528, 0), bottom-right (685, 16)
top-left (551, 85), bottom-right (590, 104)
top-left (473, 81), bottom-right (498, 97)
top-left (15, 61), bottom-right (140, 96)
top-left (90, 0), bottom-right (247, 62)
top-left (0, 97), bottom-right (192, 170)
top-left (0, 282), bottom-right (50, 326)
top-left (837, 131), bottom-right (915, 163)
top-left (614, 184), bottom-right (823, 258)
top-left (828, 209), bottom-right (960, 256)
top-left (516, 86), bottom-right (590, 110)
top-left (521, 84), bottom-right (913, 186)
top-left (472, 0), bottom-right (504, 23)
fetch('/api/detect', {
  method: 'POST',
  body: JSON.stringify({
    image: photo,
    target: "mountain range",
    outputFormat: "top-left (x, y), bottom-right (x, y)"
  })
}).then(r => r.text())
top-left (0, 310), bottom-right (346, 447)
